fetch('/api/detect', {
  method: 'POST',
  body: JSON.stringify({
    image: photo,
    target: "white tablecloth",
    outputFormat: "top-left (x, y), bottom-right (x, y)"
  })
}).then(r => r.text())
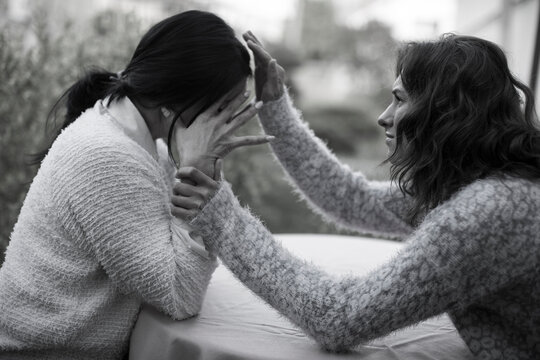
top-left (129, 234), bottom-right (473, 360)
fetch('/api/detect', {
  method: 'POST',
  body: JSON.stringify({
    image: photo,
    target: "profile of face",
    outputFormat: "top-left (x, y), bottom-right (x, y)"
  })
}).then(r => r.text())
top-left (377, 75), bottom-right (410, 157)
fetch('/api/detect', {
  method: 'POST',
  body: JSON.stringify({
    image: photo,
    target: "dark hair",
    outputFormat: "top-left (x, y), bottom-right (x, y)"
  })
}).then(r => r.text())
top-left (388, 34), bottom-right (540, 224)
top-left (31, 10), bottom-right (251, 165)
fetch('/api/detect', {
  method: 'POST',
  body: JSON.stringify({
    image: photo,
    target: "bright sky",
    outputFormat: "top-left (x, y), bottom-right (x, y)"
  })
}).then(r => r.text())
top-left (211, 0), bottom-right (298, 41)
top-left (212, 0), bottom-right (457, 42)
top-left (340, 0), bottom-right (458, 39)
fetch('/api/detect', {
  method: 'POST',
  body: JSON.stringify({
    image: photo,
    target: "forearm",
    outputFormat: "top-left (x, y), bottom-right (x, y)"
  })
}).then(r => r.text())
top-left (190, 183), bottom-right (436, 350)
top-left (258, 92), bottom-right (412, 236)
top-left (190, 182), bottom-right (358, 349)
top-left (168, 224), bottom-right (218, 318)
top-left (191, 181), bottom-right (535, 351)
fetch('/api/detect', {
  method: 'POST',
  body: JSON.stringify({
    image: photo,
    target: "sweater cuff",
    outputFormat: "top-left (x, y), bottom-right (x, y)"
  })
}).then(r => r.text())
top-left (189, 181), bottom-right (240, 254)
top-left (258, 88), bottom-right (300, 136)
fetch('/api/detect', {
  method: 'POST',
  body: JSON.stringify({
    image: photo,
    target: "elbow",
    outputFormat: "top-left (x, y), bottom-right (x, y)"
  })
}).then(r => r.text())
top-left (171, 301), bottom-right (203, 321)
top-left (169, 255), bottom-right (218, 320)
top-left (306, 307), bottom-right (360, 352)
top-left (311, 324), bottom-right (356, 353)
top-left (170, 286), bottom-right (208, 320)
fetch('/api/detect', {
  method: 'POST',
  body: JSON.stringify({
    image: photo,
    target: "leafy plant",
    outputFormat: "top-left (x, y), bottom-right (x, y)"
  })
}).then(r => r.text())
top-left (0, 8), bottom-right (144, 265)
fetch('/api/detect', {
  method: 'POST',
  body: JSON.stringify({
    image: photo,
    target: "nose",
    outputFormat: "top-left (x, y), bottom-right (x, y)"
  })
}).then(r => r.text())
top-left (377, 104), bottom-right (394, 129)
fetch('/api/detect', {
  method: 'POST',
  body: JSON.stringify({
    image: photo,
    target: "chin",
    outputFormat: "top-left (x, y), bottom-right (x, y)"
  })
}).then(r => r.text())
top-left (385, 146), bottom-right (398, 163)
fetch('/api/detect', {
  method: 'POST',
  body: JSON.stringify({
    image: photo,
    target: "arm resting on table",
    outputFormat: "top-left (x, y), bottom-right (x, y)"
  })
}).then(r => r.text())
top-left (190, 180), bottom-right (536, 351)
top-left (51, 144), bottom-right (217, 320)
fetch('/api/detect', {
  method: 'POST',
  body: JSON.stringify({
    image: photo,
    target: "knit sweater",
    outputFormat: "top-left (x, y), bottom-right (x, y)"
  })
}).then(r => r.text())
top-left (0, 97), bottom-right (217, 359)
top-left (189, 92), bottom-right (540, 359)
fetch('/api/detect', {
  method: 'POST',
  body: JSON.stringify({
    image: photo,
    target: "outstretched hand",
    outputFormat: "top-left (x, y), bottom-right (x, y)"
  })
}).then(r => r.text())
top-left (243, 31), bottom-right (286, 102)
top-left (174, 81), bottom-right (274, 178)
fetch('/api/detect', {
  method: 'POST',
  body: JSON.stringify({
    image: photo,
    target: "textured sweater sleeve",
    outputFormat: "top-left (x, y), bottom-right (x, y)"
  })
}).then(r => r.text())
top-left (50, 141), bottom-right (217, 320)
top-left (258, 92), bottom-right (413, 237)
top-left (190, 180), bottom-right (537, 351)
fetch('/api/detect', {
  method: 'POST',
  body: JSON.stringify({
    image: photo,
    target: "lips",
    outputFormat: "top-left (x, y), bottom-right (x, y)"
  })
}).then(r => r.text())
top-left (385, 133), bottom-right (395, 138)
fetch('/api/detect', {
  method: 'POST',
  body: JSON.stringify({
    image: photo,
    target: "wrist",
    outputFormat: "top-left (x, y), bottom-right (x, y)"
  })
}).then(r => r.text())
top-left (181, 155), bottom-right (216, 178)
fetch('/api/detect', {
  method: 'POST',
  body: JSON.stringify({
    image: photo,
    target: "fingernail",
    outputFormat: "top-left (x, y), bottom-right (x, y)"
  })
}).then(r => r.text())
top-left (267, 135), bottom-right (275, 141)
top-left (244, 91), bottom-right (250, 97)
top-left (255, 101), bottom-right (263, 109)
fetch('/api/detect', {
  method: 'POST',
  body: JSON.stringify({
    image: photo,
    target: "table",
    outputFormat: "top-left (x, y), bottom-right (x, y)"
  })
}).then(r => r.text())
top-left (129, 234), bottom-right (474, 360)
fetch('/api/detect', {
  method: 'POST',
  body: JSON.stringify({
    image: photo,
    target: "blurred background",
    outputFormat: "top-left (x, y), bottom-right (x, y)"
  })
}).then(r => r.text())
top-left (1, 0), bottom-right (539, 265)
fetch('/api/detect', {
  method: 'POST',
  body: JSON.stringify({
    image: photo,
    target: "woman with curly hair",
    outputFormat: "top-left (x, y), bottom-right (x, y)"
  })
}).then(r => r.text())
top-left (172, 33), bottom-right (540, 359)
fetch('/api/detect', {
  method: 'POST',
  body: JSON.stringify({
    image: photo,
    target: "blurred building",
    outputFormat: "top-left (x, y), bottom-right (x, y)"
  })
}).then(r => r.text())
top-left (456, 0), bottom-right (539, 99)
top-left (283, 0), bottom-right (397, 108)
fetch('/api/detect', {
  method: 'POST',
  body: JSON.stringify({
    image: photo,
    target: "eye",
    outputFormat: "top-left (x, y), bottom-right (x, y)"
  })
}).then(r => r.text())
top-left (393, 93), bottom-right (403, 103)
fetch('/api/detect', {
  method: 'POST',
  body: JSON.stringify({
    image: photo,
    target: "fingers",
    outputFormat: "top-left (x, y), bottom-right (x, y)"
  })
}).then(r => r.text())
top-left (173, 178), bottom-right (215, 202)
top-left (226, 103), bottom-right (251, 124)
top-left (246, 40), bottom-right (272, 66)
top-left (171, 168), bottom-right (219, 221)
top-left (226, 135), bottom-right (275, 152)
top-left (214, 158), bottom-right (223, 181)
top-left (225, 101), bottom-right (263, 133)
top-left (219, 89), bottom-right (252, 121)
top-left (262, 60), bottom-right (285, 102)
top-left (170, 206), bottom-right (198, 222)
top-left (171, 195), bottom-right (201, 210)
top-left (269, 59), bottom-right (280, 85)
top-left (207, 80), bottom-right (247, 115)
top-left (176, 167), bottom-right (218, 188)
top-left (173, 181), bottom-right (201, 197)
top-left (243, 30), bottom-right (263, 46)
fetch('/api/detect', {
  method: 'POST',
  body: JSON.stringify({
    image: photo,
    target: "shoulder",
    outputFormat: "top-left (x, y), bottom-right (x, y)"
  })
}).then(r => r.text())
top-left (46, 106), bottom-right (157, 175)
top-left (50, 108), bottom-right (128, 160)
top-left (42, 106), bottom-right (166, 198)
top-left (453, 175), bottom-right (539, 213)
top-left (424, 175), bottom-right (540, 232)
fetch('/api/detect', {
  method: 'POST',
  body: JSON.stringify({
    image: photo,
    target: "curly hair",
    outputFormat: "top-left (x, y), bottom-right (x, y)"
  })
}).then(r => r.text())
top-left (388, 34), bottom-right (540, 224)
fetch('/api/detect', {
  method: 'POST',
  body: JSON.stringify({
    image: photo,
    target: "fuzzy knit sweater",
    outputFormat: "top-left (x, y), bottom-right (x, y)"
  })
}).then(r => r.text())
top-left (0, 97), bottom-right (217, 359)
top-left (188, 92), bottom-right (540, 360)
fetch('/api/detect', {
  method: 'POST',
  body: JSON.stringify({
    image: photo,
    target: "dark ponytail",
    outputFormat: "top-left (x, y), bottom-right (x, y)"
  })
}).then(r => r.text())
top-left (30, 10), bottom-right (251, 166)
top-left (29, 69), bottom-right (120, 165)
top-left (64, 70), bottom-right (119, 126)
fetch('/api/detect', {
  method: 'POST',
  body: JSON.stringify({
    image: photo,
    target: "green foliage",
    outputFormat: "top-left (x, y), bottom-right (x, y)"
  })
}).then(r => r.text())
top-left (0, 8), bottom-right (144, 265)
top-left (304, 107), bottom-right (379, 155)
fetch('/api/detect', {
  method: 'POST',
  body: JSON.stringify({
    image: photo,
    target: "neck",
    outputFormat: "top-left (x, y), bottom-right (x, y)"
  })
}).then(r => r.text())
top-left (131, 98), bottom-right (164, 140)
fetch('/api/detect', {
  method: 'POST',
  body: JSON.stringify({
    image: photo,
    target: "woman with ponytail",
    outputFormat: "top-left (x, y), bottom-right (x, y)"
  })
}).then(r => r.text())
top-left (0, 11), bottom-right (268, 359)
